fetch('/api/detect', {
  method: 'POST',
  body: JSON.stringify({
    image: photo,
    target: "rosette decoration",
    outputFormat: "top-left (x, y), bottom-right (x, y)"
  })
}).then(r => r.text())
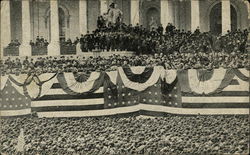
top-left (57, 72), bottom-right (105, 95)
top-left (117, 66), bottom-right (165, 91)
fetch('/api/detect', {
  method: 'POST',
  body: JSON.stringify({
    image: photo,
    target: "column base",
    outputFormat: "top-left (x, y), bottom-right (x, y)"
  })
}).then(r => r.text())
top-left (1, 47), bottom-right (4, 59)
top-left (76, 43), bottom-right (83, 55)
top-left (48, 42), bottom-right (60, 56)
top-left (19, 44), bottom-right (32, 56)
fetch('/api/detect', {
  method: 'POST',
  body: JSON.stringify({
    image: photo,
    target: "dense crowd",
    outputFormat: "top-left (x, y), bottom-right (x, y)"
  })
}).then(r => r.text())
top-left (7, 39), bottom-right (21, 47)
top-left (1, 115), bottom-right (249, 154)
top-left (1, 50), bottom-right (248, 75)
top-left (78, 22), bottom-right (248, 54)
top-left (2, 22), bottom-right (249, 74)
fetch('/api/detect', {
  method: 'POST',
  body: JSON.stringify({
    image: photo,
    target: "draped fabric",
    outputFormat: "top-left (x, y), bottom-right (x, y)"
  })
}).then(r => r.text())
top-left (123, 67), bottom-right (153, 83)
top-left (197, 69), bottom-right (214, 81)
top-left (1, 75), bottom-right (9, 90)
top-left (57, 72), bottom-right (104, 95)
top-left (8, 74), bottom-right (30, 96)
top-left (7, 74), bottom-right (57, 99)
top-left (2, 67), bottom-right (249, 117)
top-left (118, 66), bottom-right (164, 91)
top-left (130, 66), bottom-right (147, 74)
top-left (233, 69), bottom-right (249, 82)
top-left (103, 73), bottom-right (118, 109)
top-left (106, 71), bottom-right (117, 85)
top-left (73, 72), bottom-right (91, 82)
top-left (2, 67), bottom-right (248, 100)
top-left (39, 74), bottom-right (58, 97)
top-left (178, 68), bottom-right (237, 95)
top-left (163, 70), bottom-right (177, 84)
top-left (0, 80), bottom-right (31, 116)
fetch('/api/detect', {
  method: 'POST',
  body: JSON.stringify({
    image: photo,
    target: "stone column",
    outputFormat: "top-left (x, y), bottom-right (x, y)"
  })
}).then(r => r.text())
top-left (174, 1), bottom-right (179, 29)
top-left (19, 0), bottom-right (32, 56)
top-left (100, 0), bottom-right (108, 15)
top-left (221, 0), bottom-right (231, 35)
top-left (191, 0), bottom-right (200, 32)
top-left (161, 0), bottom-right (173, 30)
top-left (1, 0), bottom-right (11, 58)
top-left (131, 0), bottom-right (140, 26)
top-left (48, 0), bottom-right (60, 56)
top-left (79, 0), bottom-right (88, 35)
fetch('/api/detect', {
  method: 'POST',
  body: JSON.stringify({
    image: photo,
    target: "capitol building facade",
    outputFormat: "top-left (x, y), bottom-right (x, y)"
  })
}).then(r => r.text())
top-left (1, 0), bottom-right (249, 56)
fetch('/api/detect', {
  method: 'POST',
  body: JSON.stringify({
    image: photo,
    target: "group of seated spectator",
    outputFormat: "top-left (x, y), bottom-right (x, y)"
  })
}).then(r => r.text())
top-left (1, 115), bottom-right (248, 154)
top-left (29, 36), bottom-right (49, 47)
top-left (0, 48), bottom-right (248, 75)
top-left (60, 38), bottom-right (79, 47)
top-left (8, 39), bottom-right (21, 47)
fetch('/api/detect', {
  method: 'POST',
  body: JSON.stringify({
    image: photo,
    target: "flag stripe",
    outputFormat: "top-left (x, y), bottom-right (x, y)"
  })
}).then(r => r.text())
top-left (228, 79), bottom-right (239, 85)
top-left (32, 104), bottom-right (104, 112)
top-left (182, 96), bottom-right (249, 103)
top-left (182, 103), bottom-right (250, 108)
top-left (222, 85), bottom-right (249, 91)
top-left (44, 87), bottom-right (104, 95)
top-left (181, 91), bottom-right (249, 97)
top-left (35, 93), bottom-right (103, 100)
top-left (36, 104), bottom-right (249, 118)
top-left (0, 108), bottom-right (31, 117)
top-left (51, 83), bottom-right (62, 89)
top-left (31, 98), bottom-right (104, 107)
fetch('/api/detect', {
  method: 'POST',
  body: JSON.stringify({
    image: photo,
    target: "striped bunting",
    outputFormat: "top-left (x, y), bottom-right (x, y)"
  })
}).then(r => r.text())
top-left (181, 70), bottom-right (249, 108)
top-left (37, 104), bottom-right (249, 118)
top-left (1, 68), bottom-right (249, 117)
top-left (31, 75), bottom-right (104, 112)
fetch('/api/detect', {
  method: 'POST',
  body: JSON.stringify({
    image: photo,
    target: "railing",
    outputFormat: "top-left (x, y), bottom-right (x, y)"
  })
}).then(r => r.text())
top-left (3, 46), bottom-right (19, 56)
top-left (31, 46), bottom-right (48, 56)
top-left (60, 44), bottom-right (76, 55)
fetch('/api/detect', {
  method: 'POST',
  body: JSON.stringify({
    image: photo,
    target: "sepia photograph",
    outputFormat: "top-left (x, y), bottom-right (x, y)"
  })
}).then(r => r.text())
top-left (0, 0), bottom-right (249, 154)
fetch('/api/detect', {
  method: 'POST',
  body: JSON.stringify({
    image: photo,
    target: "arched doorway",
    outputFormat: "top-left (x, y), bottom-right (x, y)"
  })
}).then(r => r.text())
top-left (146, 7), bottom-right (160, 30)
top-left (209, 2), bottom-right (237, 34)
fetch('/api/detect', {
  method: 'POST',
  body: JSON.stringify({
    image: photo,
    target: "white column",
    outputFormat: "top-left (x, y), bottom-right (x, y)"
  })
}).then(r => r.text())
top-left (1, 0), bottom-right (11, 58)
top-left (79, 0), bottom-right (87, 35)
top-left (161, 0), bottom-right (173, 30)
top-left (221, 0), bottom-right (231, 35)
top-left (174, 1), bottom-right (179, 29)
top-left (131, 0), bottom-right (140, 25)
top-left (100, 0), bottom-right (108, 15)
top-left (191, 0), bottom-right (200, 32)
top-left (48, 0), bottom-right (60, 56)
top-left (19, 0), bottom-right (32, 56)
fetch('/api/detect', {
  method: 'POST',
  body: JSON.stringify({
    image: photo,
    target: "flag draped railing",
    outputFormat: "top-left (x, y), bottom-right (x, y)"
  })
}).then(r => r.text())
top-left (0, 67), bottom-right (249, 117)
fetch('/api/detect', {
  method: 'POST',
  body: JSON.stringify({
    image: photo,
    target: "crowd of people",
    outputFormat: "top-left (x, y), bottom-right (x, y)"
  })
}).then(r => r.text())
top-left (1, 115), bottom-right (249, 154)
top-left (29, 36), bottom-right (49, 47)
top-left (1, 50), bottom-right (248, 75)
top-left (78, 22), bottom-right (248, 54)
top-left (7, 39), bottom-right (21, 47)
top-left (29, 36), bottom-right (79, 48)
